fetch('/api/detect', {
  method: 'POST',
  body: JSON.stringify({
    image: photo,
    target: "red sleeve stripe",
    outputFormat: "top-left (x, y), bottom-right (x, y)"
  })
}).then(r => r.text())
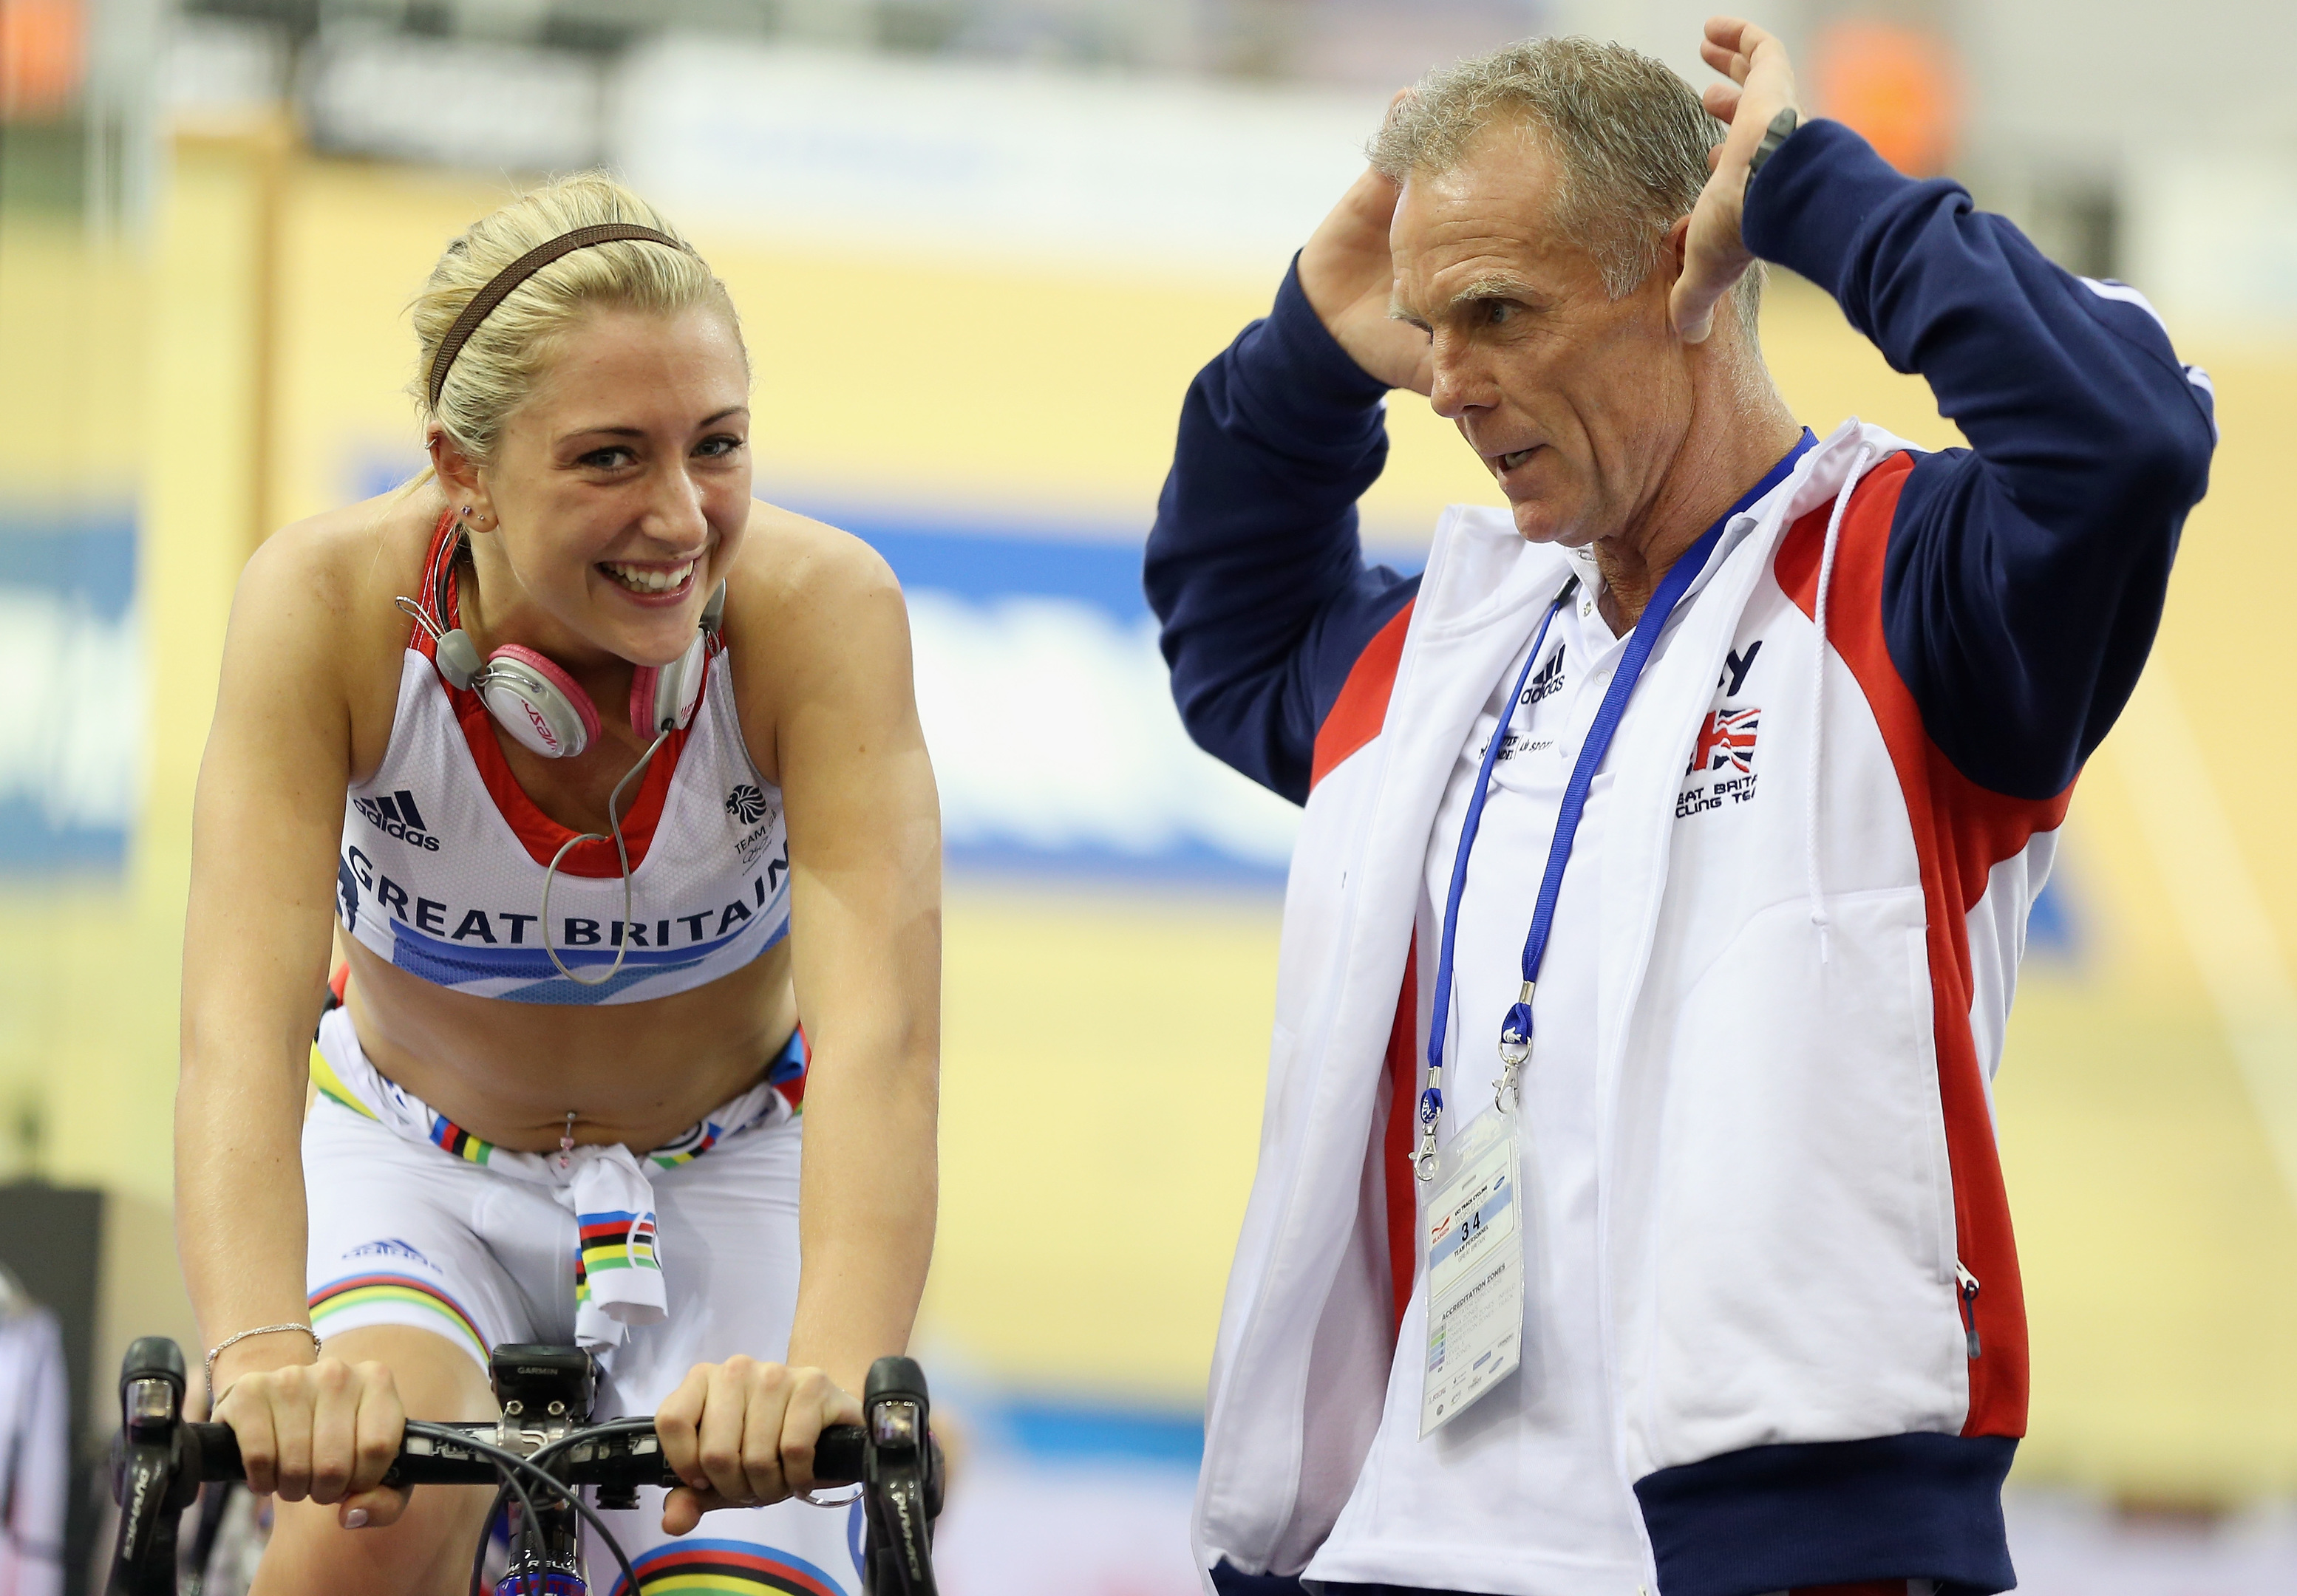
top-left (1300, 599), bottom-right (1422, 1340)
top-left (1774, 451), bottom-right (2072, 1440)
top-left (1381, 941), bottom-right (1420, 1342)
top-left (1309, 600), bottom-right (1416, 792)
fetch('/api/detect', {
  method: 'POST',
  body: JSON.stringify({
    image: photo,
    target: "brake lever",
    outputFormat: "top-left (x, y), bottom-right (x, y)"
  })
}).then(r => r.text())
top-left (110, 1442), bottom-right (177, 1594)
top-left (108, 1337), bottom-right (200, 1596)
top-left (860, 1357), bottom-right (939, 1596)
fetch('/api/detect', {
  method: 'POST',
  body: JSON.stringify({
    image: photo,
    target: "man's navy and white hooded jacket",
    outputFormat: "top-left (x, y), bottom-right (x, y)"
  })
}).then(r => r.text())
top-left (1146, 121), bottom-right (2216, 1596)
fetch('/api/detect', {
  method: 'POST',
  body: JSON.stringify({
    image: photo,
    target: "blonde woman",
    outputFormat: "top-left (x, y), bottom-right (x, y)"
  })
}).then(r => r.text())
top-left (176, 174), bottom-right (939, 1594)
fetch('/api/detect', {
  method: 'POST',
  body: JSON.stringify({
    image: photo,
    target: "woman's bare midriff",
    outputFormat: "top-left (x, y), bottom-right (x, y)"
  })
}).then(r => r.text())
top-left (340, 937), bottom-right (799, 1153)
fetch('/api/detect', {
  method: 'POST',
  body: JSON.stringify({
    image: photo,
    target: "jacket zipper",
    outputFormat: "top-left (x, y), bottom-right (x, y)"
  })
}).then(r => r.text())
top-left (1955, 1262), bottom-right (1981, 1359)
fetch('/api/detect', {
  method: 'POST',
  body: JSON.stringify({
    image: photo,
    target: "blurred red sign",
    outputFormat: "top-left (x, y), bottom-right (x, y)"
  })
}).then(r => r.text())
top-left (1, 0), bottom-right (84, 120)
top-left (1811, 18), bottom-right (1963, 178)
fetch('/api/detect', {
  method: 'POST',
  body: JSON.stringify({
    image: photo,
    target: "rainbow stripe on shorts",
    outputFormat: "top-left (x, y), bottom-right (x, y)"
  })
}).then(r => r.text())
top-left (310, 1040), bottom-right (496, 1166)
top-left (307, 1270), bottom-right (489, 1365)
top-left (605, 1539), bottom-right (850, 1596)
top-left (429, 1114), bottom-right (495, 1164)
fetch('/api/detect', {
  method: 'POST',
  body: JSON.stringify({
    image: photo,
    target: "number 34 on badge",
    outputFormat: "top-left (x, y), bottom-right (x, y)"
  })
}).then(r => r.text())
top-left (1420, 1108), bottom-right (1526, 1436)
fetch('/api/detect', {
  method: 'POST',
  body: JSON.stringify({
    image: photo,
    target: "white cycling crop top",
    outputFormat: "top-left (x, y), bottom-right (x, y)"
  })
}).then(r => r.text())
top-left (335, 524), bottom-right (791, 1005)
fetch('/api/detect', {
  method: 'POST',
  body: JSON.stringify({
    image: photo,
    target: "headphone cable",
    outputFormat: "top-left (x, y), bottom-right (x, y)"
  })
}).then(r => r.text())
top-left (539, 728), bottom-right (672, 988)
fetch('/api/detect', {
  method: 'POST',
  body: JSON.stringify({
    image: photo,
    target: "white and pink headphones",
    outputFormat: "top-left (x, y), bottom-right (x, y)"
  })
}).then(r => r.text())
top-left (401, 531), bottom-right (728, 760)
top-left (397, 529), bottom-right (732, 986)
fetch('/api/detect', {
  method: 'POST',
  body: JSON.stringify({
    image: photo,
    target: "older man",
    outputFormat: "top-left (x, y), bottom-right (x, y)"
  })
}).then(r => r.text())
top-left (1146, 18), bottom-right (2213, 1596)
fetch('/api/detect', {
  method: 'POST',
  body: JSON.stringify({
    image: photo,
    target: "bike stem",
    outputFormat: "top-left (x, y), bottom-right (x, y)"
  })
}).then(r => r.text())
top-left (489, 1345), bottom-right (599, 1595)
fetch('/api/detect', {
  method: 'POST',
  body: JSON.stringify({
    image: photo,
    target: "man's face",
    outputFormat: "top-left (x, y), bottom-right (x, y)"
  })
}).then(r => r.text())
top-left (1391, 123), bottom-right (1691, 548)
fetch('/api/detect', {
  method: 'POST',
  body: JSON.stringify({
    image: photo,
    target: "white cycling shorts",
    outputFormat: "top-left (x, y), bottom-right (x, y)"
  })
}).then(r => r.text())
top-left (302, 1007), bottom-right (863, 1595)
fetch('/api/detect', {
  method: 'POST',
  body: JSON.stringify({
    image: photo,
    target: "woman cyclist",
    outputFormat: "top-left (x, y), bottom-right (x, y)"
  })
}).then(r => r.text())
top-left (176, 174), bottom-right (939, 1594)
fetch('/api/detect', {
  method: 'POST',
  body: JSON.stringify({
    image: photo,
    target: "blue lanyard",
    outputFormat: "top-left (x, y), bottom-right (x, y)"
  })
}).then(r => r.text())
top-left (1415, 436), bottom-right (1813, 1181)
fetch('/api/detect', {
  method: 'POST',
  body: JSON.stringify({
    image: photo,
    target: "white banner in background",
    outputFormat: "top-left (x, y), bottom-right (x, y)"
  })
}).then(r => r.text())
top-left (0, 591), bottom-right (142, 857)
top-left (303, 30), bottom-right (604, 172)
top-left (905, 590), bottom-right (1300, 874)
top-left (609, 38), bottom-right (1389, 277)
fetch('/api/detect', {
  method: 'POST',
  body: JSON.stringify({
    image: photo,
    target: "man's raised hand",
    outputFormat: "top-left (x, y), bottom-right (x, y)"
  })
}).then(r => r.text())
top-left (1670, 16), bottom-right (1801, 344)
top-left (1298, 157), bottom-right (1435, 396)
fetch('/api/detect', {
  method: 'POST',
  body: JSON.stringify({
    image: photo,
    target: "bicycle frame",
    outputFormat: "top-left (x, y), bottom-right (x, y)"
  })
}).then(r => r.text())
top-left (106, 1337), bottom-right (940, 1596)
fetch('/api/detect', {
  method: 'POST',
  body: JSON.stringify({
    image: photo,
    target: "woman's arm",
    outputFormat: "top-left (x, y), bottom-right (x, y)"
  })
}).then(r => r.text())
top-left (178, 525), bottom-right (408, 1524)
top-left (651, 514), bottom-right (939, 1533)
top-left (180, 529), bottom-right (353, 1371)
top-left (743, 516), bottom-right (942, 1396)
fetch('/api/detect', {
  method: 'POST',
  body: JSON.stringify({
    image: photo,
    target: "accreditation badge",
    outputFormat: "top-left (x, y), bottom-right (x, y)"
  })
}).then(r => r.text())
top-left (1419, 1106), bottom-right (1525, 1436)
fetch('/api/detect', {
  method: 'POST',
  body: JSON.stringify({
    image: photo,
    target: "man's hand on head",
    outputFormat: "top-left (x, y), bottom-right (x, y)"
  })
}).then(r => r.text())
top-left (1670, 16), bottom-right (1801, 344)
top-left (1299, 102), bottom-right (1436, 395)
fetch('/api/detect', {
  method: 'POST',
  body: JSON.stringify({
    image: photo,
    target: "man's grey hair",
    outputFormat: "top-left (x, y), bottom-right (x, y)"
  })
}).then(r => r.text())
top-left (1370, 35), bottom-right (1764, 335)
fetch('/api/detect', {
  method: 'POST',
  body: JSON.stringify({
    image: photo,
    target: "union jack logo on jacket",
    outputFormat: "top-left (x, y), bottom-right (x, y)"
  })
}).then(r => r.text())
top-left (1688, 706), bottom-right (1761, 775)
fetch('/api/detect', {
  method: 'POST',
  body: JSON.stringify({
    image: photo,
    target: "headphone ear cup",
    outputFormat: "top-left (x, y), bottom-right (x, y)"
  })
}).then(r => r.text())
top-left (630, 631), bottom-right (709, 738)
top-left (480, 645), bottom-right (602, 758)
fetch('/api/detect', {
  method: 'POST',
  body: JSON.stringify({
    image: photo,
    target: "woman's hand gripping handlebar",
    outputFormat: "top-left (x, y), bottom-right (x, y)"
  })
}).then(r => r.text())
top-left (108, 1336), bottom-right (943, 1596)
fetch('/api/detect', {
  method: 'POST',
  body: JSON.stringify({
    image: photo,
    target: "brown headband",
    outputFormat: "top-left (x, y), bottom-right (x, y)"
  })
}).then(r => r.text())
top-left (425, 222), bottom-right (692, 414)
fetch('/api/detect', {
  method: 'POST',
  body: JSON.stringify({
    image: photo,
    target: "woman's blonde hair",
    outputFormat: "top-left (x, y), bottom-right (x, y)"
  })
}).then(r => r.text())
top-left (410, 172), bottom-right (744, 464)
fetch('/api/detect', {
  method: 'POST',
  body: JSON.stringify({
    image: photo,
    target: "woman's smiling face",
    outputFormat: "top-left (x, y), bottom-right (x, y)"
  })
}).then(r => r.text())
top-left (470, 301), bottom-right (754, 669)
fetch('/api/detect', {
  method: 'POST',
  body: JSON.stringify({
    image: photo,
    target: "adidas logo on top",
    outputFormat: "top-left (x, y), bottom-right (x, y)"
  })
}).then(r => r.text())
top-left (354, 788), bottom-right (440, 851)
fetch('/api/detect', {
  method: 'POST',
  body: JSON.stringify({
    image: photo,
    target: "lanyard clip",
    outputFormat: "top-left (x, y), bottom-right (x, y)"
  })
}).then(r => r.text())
top-left (1500, 986), bottom-right (1535, 1065)
top-left (1497, 989), bottom-right (1533, 1114)
top-left (1414, 1072), bottom-right (1444, 1182)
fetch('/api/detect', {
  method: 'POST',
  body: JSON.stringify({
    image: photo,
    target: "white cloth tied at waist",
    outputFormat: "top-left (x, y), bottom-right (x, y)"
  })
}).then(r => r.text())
top-left (313, 1006), bottom-right (790, 1348)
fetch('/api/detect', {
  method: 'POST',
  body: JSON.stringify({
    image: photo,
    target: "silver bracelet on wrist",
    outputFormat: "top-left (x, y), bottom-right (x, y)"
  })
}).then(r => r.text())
top-left (205, 1323), bottom-right (322, 1410)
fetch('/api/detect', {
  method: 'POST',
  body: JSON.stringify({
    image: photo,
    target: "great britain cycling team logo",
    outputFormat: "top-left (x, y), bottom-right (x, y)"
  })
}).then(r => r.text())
top-left (1677, 707), bottom-right (1763, 818)
top-left (724, 784), bottom-right (768, 825)
top-left (1678, 641), bottom-right (1765, 821)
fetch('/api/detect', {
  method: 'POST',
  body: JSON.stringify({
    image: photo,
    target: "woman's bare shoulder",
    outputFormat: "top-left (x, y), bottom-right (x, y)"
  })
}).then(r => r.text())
top-left (727, 498), bottom-right (899, 618)
top-left (241, 484), bottom-right (448, 650)
top-left (719, 501), bottom-right (914, 777)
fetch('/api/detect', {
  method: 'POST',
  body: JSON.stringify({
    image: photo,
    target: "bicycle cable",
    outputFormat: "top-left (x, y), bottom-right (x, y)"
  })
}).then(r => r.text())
top-left (444, 1433), bottom-right (543, 1596)
top-left (403, 1422), bottom-right (644, 1596)
top-left (465, 1416), bottom-right (669, 1594)
top-left (467, 1479), bottom-right (509, 1596)
top-left (461, 1413), bottom-right (855, 1596)
top-left (465, 1422), bottom-right (642, 1596)
top-left (472, 1479), bottom-right (542, 1596)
